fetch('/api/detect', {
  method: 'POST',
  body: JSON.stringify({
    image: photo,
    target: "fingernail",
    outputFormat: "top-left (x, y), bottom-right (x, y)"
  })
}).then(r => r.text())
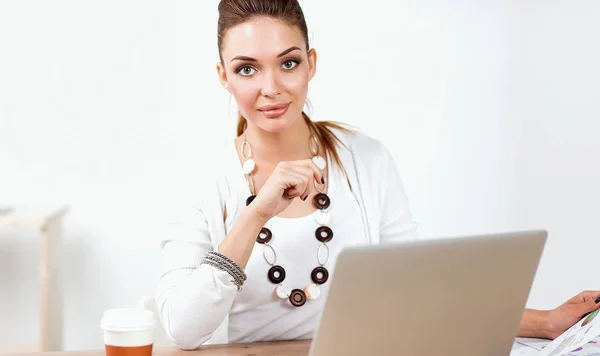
top-left (321, 177), bottom-right (325, 184)
top-left (595, 297), bottom-right (600, 304)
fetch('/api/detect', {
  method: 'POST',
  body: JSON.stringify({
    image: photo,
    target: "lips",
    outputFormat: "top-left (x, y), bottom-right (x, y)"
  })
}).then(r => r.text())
top-left (258, 103), bottom-right (290, 118)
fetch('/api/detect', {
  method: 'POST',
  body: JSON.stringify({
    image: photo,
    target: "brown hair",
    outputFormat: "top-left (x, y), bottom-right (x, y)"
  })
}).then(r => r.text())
top-left (217, 0), bottom-right (355, 176)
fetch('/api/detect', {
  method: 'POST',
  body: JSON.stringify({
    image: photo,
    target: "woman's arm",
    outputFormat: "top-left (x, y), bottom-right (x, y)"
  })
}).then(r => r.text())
top-left (156, 203), bottom-right (267, 350)
top-left (517, 309), bottom-right (551, 339)
top-left (156, 159), bottom-right (322, 349)
top-left (517, 291), bottom-right (600, 339)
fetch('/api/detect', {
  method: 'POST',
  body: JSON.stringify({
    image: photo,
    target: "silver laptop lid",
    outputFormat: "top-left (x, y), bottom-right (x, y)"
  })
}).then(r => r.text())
top-left (309, 230), bottom-right (547, 356)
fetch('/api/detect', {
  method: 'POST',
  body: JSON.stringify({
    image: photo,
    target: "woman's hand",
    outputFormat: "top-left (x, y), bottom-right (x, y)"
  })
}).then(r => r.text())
top-left (543, 290), bottom-right (600, 339)
top-left (249, 159), bottom-right (324, 220)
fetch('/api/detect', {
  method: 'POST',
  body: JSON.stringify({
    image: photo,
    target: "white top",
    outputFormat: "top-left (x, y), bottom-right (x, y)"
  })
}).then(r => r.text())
top-left (225, 148), bottom-right (365, 343)
top-left (155, 128), bottom-right (419, 349)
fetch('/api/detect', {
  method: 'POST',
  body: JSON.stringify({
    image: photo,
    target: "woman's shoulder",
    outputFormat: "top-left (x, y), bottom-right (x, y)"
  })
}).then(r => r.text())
top-left (329, 126), bottom-right (391, 163)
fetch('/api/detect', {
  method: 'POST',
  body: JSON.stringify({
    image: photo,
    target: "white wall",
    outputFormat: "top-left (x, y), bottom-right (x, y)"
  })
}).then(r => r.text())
top-left (0, 0), bottom-right (596, 350)
top-left (509, 1), bottom-right (600, 310)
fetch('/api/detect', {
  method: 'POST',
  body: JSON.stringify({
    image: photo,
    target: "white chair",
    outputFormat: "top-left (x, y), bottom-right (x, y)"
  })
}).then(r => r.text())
top-left (136, 296), bottom-right (228, 347)
top-left (0, 205), bottom-right (70, 352)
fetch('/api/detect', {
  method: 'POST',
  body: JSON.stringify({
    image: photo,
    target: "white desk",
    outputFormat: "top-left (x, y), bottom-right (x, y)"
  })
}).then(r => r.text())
top-left (0, 205), bottom-right (69, 352)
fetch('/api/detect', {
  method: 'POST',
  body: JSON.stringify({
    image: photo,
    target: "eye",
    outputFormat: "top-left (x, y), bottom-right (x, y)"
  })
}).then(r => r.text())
top-left (282, 60), bottom-right (299, 70)
top-left (236, 66), bottom-right (256, 76)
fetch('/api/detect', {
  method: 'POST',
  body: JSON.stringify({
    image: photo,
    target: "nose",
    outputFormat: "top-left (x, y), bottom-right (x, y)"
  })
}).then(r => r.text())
top-left (260, 71), bottom-right (281, 98)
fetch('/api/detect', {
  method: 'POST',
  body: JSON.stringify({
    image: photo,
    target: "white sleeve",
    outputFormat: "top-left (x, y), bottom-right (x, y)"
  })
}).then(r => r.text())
top-left (377, 145), bottom-right (419, 243)
top-left (155, 204), bottom-right (237, 350)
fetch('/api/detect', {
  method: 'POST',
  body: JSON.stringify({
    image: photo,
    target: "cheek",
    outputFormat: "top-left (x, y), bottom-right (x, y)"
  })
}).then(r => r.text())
top-left (230, 80), bottom-right (260, 111)
top-left (279, 72), bottom-right (310, 117)
top-left (288, 81), bottom-right (309, 104)
top-left (283, 69), bottom-right (310, 100)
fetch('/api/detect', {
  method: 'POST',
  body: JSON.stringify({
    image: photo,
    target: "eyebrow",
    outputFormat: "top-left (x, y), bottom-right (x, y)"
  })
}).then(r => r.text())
top-left (230, 46), bottom-right (302, 63)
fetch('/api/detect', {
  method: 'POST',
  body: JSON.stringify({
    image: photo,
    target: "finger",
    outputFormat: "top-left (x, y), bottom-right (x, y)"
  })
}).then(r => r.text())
top-left (571, 290), bottom-right (600, 304)
top-left (568, 291), bottom-right (590, 304)
top-left (279, 171), bottom-right (308, 199)
top-left (579, 296), bottom-right (600, 315)
top-left (582, 291), bottom-right (600, 303)
top-left (274, 162), bottom-right (306, 199)
top-left (296, 159), bottom-right (325, 187)
top-left (286, 166), bottom-right (315, 200)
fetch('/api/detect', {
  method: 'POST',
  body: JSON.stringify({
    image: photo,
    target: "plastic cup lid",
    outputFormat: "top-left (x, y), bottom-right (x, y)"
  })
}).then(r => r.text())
top-left (100, 308), bottom-right (157, 332)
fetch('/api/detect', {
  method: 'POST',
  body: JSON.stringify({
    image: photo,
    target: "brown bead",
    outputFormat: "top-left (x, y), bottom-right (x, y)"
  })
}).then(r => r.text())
top-left (312, 193), bottom-right (330, 210)
top-left (311, 266), bottom-right (329, 285)
top-left (256, 227), bottom-right (272, 244)
top-left (268, 265), bottom-right (286, 284)
top-left (315, 226), bottom-right (333, 242)
top-left (289, 289), bottom-right (307, 307)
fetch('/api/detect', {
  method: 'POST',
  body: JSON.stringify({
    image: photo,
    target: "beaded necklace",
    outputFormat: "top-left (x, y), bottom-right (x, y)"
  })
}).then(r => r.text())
top-left (240, 130), bottom-right (333, 307)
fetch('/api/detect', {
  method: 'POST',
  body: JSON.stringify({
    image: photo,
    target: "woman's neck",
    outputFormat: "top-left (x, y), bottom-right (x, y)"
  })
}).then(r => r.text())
top-left (244, 117), bottom-right (313, 163)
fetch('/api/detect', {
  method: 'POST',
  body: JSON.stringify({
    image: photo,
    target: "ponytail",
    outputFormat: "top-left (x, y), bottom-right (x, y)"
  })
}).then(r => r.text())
top-left (236, 113), bottom-right (247, 137)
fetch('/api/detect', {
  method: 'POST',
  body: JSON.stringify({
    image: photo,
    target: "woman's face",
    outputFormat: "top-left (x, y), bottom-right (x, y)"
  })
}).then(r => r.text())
top-left (217, 17), bottom-right (316, 134)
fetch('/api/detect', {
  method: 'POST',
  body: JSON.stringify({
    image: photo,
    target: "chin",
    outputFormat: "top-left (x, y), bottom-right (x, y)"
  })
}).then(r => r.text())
top-left (254, 113), bottom-right (301, 133)
top-left (259, 120), bottom-right (293, 133)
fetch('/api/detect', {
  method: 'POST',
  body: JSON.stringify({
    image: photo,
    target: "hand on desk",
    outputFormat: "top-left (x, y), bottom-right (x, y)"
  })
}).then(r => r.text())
top-left (545, 290), bottom-right (600, 339)
top-left (520, 290), bottom-right (600, 340)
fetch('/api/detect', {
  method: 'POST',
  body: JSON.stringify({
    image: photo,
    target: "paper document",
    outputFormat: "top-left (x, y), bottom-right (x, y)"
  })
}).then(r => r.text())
top-left (516, 337), bottom-right (551, 351)
top-left (512, 341), bottom-right (543, 356)
top-left (514, 309), bottom-right (600, 356)
top-left (539, 309), bottom-right (600, 356)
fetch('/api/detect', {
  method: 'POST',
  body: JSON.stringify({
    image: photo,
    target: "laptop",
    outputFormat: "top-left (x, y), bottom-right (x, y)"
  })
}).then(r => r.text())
top-left (308, 229), bottom-right (548, 356)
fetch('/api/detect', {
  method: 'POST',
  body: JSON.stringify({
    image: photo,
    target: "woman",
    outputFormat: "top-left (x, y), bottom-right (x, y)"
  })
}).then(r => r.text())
top-left (156, 0), bottom-right (600, 349)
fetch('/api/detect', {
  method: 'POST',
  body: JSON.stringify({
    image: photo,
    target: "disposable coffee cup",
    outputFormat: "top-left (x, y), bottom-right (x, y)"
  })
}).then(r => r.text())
top-left (100, 308), bottom-right (157, 356)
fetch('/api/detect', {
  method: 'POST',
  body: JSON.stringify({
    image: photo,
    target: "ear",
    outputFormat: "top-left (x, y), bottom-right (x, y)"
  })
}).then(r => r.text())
top-left (307, 48), bottom-right (317, 81)
top-left (216, 61), bottom-right (233, 94)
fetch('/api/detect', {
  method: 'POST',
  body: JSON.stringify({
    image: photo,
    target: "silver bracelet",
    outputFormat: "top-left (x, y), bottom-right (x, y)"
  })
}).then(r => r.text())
top-left (201, 251), bottom-right (247, 291)
top-left (205, 254), bottom-right (246, 284)
top-left (203, 257), bottom-right (245, 289)
top-left (206, 251), bottom-right (247, 281)
top-left (202, 260), bottom-right (244, 290)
